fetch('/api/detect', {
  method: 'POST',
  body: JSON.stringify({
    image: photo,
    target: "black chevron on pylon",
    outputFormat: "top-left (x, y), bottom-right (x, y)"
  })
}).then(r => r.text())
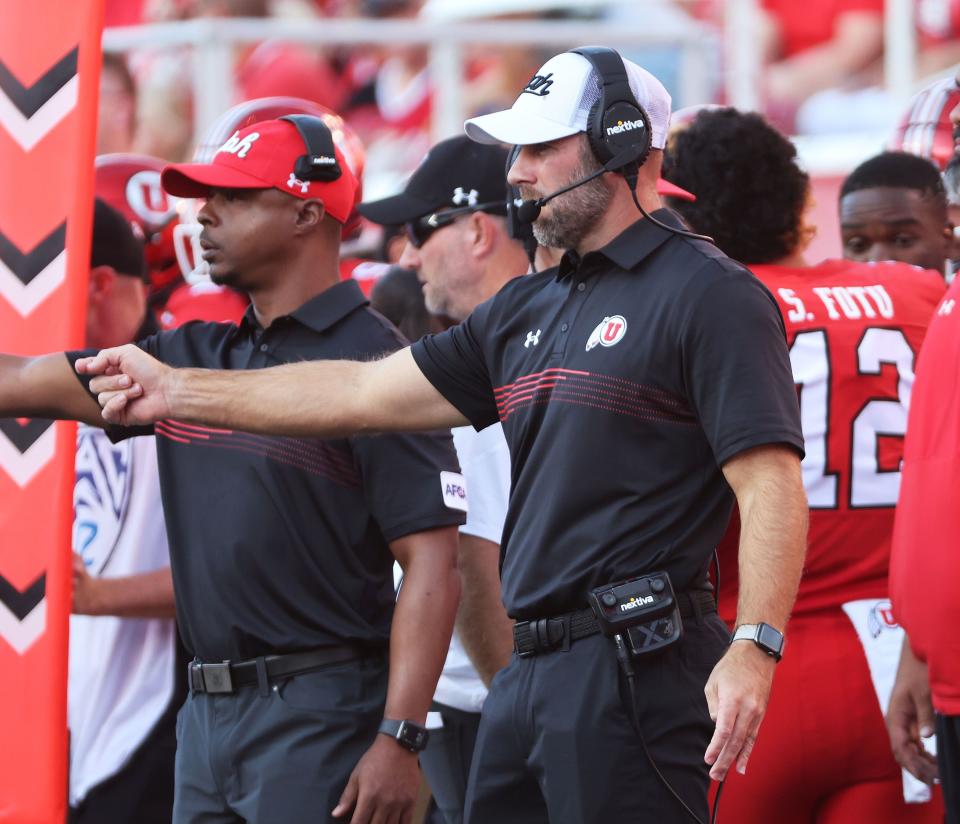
top-left (0, 572), bottom-right (45, 621)
top-left (0, 48), bottom-right (78, 118)
top-left (0, 223), bottom-right (65, 286)
top-left (0, 418), bottom-right (54, 453)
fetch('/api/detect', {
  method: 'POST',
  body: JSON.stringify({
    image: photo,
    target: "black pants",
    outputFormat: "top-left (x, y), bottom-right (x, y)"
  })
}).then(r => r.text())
top-left (173, 655), bottom-right (387, 823)
top-left (68, 704), bottom-right (178, 824)
top-left (421, 701), bottom-right (482, 824)
top-left (938, 713), bottom-right (960, 824)
top-left (464, 612), bottom-right (729, 824)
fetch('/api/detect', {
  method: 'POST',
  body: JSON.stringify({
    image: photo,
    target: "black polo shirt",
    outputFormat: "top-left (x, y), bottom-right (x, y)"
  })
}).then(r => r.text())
top-left (69, 280), bottom-right (465, 661)
top-left (411, 210), bottom-right (804, 620)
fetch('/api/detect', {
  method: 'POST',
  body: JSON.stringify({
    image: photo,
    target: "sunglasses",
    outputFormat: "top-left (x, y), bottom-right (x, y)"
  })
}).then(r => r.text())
top-left (404, 201), bottom-right (507, 249)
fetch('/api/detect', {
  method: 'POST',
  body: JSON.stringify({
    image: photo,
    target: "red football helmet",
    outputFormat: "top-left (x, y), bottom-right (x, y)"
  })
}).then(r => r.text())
top-left (174, 97), bottom-right (366, 284)
top-left (889, 76), bottom-right (960, 171)
top-left (94, 153), bottom-right (183, 295)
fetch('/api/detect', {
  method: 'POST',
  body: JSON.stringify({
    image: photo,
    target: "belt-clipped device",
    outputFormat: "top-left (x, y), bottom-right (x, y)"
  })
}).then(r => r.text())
top-left (513, 588), bottom-right (716, 658)
top-left (188, 643), bottom-right (376, 694)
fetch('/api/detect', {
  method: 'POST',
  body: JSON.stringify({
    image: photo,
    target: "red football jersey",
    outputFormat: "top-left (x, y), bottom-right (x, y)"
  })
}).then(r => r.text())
top-left (718, 259), bottom-right (945, 621)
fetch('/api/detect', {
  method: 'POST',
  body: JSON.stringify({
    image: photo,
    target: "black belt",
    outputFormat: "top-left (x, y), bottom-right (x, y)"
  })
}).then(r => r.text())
top-left (188, 644), bottom-right (378, 694)
top-left (513, 589), bottom-right (717, 658)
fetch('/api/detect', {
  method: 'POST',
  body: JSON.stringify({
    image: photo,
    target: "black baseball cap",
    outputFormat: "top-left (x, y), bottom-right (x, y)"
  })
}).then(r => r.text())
top-left (358, 136), bottom-right (510, 225)
top-left (91, 197), bottom-right (148, 283)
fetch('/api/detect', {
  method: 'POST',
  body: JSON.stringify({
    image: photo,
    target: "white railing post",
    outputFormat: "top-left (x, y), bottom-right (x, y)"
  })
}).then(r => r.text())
top-left (884, 0), bottom-right (916, 110)
top-left (429, 38), bottom-right (464, 141)
top-left (726, 0), bottom-right (762, 112)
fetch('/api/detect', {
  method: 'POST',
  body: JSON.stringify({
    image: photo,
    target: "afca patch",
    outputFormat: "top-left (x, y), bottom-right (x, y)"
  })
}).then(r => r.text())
top-left (440, 471), bottom-right (468, 512)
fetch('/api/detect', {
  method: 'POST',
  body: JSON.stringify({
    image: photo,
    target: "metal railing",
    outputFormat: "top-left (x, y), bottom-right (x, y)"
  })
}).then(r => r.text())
top-left (102, 2), bottom-right (921, 173)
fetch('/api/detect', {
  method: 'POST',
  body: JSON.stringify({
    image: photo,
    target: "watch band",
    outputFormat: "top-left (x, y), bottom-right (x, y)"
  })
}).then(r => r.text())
top-left (378, 718), bottom-right (430, 753)
top-left (732, 622), bottom-right (785, 661)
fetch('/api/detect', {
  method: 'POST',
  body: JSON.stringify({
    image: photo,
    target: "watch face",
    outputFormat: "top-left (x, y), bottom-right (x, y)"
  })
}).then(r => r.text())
top-left (757, 623), bottom-right (783, 654)
top-left (397, 721), bottom-right (429, 752)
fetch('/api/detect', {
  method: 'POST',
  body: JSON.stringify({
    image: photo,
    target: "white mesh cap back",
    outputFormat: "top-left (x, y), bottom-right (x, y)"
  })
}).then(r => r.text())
top-left (465, 49), bottom-right (671, 150)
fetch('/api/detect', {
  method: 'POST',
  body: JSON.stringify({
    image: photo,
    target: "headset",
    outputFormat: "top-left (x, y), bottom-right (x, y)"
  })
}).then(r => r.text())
top-left (279, 114), bottom-right (342, 183)
top-left (572, 45), bottom-right (652, 178)
top-left (515, 46), bottom-right (713, 245)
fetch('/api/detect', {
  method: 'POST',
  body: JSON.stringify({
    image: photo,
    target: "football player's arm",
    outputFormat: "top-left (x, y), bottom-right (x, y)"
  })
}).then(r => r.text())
top-left (0, 353), bottom-right (105, 426)
top-left (78, 345), bottom-right (469, 435)
top-left (72, 554), bottom-right (176, 619)
top-left (703, 444), bottom-right (807, 780)
top-left (333, 525), bottom-right (460, 823)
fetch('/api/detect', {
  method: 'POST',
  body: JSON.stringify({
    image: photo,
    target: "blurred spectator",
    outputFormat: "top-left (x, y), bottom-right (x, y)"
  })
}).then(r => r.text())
top-left (191, 0), bottom-right (346, 109)
top-left (758, 0), bottom-right (884, 132)
top-left (665, 106), bottom-right (946, 822)
top-left (839, 151), bottom-right (956, 276)
top-left (97, 54), bottom-right (137, 155)
top-left (94, 152), bottom-right (249, 325)
top-left (69, 200), bottom-right (183, 824)
top-left (915, 0), bottom-right (960, 75)
top-left (370, 265), bottom-right (447, 338)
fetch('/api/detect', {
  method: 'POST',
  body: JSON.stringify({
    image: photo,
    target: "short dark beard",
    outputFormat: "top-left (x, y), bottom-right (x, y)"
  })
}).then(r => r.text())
top-left (529, 143), bottom-right (612, 250)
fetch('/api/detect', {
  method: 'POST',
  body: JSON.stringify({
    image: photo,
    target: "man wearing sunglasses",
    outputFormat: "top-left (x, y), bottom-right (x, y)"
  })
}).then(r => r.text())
top-left (359, 135), bottom-right (528, 824)
top-left (361, 136), bottom-right (530, 322)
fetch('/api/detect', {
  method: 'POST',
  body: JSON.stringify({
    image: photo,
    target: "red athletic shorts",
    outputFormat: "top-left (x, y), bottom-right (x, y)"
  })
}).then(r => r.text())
top-left (714, 611), bottom-right (943, 823)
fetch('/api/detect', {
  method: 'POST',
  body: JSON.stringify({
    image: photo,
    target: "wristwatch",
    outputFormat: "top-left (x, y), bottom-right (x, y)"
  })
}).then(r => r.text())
top-left (378, 718), bottom-right (430, 753)
top-left (732, 623), bottom-right (785, 662)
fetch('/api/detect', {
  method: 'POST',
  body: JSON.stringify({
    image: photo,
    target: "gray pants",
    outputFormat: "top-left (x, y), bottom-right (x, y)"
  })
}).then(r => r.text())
top-left (173, 655), bottom-right (387, 823)
top-left (421, 702), bottom-right (482, 824)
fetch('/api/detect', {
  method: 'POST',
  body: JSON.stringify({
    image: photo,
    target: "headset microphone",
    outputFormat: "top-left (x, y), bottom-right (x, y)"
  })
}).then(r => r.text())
top-left (516, 145), bottom-right (642, 224)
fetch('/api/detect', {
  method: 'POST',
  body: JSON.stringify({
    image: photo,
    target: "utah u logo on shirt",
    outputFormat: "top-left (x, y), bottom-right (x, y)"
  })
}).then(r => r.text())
top-left (585, 315), bottom-right (627, 351)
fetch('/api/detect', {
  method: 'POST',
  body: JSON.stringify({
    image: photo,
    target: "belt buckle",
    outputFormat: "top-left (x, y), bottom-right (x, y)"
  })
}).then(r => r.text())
top-left (513, 620), bottom-right (536, 658)
top-left (200, 662), bottom-right (233, 693)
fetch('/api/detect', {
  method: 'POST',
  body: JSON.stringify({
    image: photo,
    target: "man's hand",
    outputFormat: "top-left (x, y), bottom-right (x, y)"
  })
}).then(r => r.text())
top-left (703, 642), bottom-right (777, 780)
top-left (887, 637), bottom-right (939, 785)
top-left (75, 344), bottom-right (173, 425)
top-left (71, 553), bottom-right (103, 615)
top-left (331, 735), bottom-right (420, 824)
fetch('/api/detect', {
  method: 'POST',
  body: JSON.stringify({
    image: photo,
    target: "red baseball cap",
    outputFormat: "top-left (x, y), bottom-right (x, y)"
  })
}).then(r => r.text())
top-left (656, 178), bottom-right (695, 201)
top-left (161, 119), bottom-right (358, 224)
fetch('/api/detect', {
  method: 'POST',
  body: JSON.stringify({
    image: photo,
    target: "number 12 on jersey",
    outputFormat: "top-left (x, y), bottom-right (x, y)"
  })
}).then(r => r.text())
top-left (789, 328), bottom-right (915, 509)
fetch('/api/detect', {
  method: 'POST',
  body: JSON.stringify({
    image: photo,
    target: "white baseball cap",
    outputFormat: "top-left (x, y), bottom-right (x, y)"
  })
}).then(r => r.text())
top-left (465, 50), bottom-right (672, 150)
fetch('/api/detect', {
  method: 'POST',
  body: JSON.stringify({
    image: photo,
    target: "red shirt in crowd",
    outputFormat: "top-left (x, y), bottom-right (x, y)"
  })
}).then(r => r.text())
top-left (761, 0), bottom-right (885, 58)
top-left (718, 259), bottom-right (944, 622)
top-left (890, 275), bottom-right (960, 715)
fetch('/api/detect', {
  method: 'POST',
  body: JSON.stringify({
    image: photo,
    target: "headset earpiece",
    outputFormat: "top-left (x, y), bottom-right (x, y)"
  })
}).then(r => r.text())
top-left (279, 114), bottom-right (341, 183)
top-left (572, 47), bottom-right (652, 174)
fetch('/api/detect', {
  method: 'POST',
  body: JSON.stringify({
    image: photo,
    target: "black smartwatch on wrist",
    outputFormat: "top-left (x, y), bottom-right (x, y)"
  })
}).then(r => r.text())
top-left (378, 718), bottom-right (429, 753)
top-left (731, 622), bottom-right (785, 661)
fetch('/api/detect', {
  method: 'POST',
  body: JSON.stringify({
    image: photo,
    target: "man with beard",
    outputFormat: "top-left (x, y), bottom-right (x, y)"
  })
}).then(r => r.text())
top-left (78, 48), bottom-right (807, 823)
top-left (0, 117), bottom-right (466, 823)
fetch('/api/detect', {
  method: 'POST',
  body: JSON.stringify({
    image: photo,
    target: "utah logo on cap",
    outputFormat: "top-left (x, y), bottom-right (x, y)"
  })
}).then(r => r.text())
top-left (217, 130), bottom-right (260, 159)
top-left (585, 315), bottom-right (627, 351)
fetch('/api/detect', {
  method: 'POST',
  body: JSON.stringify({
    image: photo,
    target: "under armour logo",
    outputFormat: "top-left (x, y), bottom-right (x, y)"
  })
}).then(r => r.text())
top-left (287, 173), bottom-right (309, 194)
top-left (522, 73), bottom-right (553, 97)
top-left (524, 329), bottom-right (541, 348)
top-left (452, 187), bottom-right (478, 207)
top-left (939, 298), bottom-right (956, 316)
